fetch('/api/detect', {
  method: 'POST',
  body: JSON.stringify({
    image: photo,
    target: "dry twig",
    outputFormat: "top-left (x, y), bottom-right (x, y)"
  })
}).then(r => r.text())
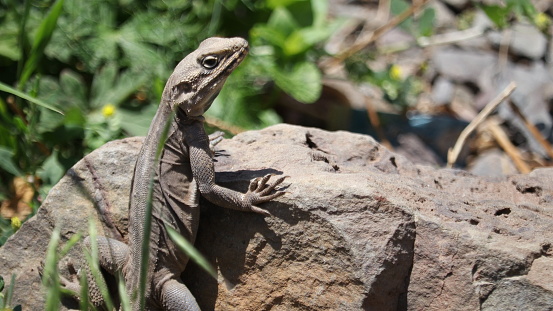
top-left (485, 120), bottom-right (531, 173)
top-left (322, 0), bottom-right (432, 69)
top-left (447, 82), bottom-right (517, 168)
top-left (507, 101), bottom-right (553, 159)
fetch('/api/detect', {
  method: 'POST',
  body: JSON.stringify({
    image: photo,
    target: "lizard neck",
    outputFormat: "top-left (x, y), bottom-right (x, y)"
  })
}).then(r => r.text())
top-left (128, 101), bottom-right (174, 241)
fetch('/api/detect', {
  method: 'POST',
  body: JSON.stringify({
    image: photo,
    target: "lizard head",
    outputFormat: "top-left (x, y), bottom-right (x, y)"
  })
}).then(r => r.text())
top-left (162, 37), bottom-right (249, 117)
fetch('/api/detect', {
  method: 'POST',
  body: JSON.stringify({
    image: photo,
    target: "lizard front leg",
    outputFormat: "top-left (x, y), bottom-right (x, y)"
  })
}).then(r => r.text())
top-left (184, 119), bottom-right (286, 215)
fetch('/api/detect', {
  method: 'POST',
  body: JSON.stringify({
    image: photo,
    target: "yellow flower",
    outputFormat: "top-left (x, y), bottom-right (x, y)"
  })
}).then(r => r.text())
top-left (534, 12), bottom-right (551, 31)
top-left (102, 104), bottom-right (116, 117)
top-left (11, 217), bottom-right (21, 231)
top-left (390, 65), bottom-right (402, 81)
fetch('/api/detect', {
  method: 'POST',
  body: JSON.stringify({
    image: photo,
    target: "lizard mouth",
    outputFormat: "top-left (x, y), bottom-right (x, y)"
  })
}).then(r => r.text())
top-left (224, 45), bottom-right (249, 74)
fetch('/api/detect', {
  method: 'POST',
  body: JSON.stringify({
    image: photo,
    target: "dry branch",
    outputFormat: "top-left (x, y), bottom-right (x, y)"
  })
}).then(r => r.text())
top-left (447, 82), bottom-right (517, 168)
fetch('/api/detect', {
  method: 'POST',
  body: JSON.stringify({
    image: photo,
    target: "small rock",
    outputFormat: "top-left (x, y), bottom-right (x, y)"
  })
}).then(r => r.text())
top-left (432, 48), bottom-right (497, 84)
top-left (468, 149), bottom-right (518, 177)
top-left (431, 77), bottom-right (455, 106)
top-left (510, 23), bottom-right (547, 60)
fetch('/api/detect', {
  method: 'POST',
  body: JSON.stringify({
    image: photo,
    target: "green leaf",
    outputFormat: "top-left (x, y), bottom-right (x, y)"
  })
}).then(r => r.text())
top-left (0, 275), bottom-right (4, 292)
top-left (283, 30), bottom-right (309, 56)
top-left (0, 147), bottom-right (23, 176)
top-left (19, 0), bottom-right (65, 88)
top-left (480, 4), bottom-right (510, 29)
top-left (0, 16), bottom-right (20, 61)
top-left (250, 25), bottom-right (288, 49)
top-left (165, 225), bottom-right (217, 279)
top-left (59, 71), bottom-right (87, 110)
top-left (91, 67), bottom-right (148, 110)
top-left (269, 61), bottom-right (322, 103)
top-left (418, 8), bottom-right (436, 37)
top-left (119, 104), bottom-right (158, 136)
top-left (311, 0), bottom-right (328, 28)
top-left (0, 82), bottom-right (64, 115)
top-left (266, 0), bottom-right (305, 9)
top-left (267, 7), bottom-right (299, 36)
top-left (37, 150), bottom-right (65, 188)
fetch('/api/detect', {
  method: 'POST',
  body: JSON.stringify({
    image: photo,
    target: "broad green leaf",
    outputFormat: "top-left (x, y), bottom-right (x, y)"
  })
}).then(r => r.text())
top-left (19, 0), bottom-right (65, 88)
top-left (269, 61), bottom-right (322, 103)
top-left (283, 31), bottom-right (309, 56)
top-left (418, 8), bottom-right (436, 37)
top-left (0, 82), bottom-right (63, 115)
top-left (250, 25), bottom-right (288, 49)
top-left (165, 225), bottom-right (217, 279)
top-left (391, 0), bottom-right (413, 31)
top-left (59, 71), bottom-right (87, 110)
top-left (119, 104), bottom-right (158, 136)
top-left (37, 150), bottom-right (65, 187)
top-left (480, 4), bottom-right (510, 29)
top-left (0, 21), bottom-right (20, 61)
top-left (311, 0), bottom-right (328, 28)
top-left (0, 147), bottom-right (23, 176)
top-left (91, 64), bottom-right (118, 106)
top-left (266, 0), bottom-right (305, 9)
top-left (267, 7), bottom-right (299, 36)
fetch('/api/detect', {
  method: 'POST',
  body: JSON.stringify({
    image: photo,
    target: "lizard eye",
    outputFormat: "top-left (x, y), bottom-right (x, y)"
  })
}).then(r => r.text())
top-left (201, 56), bottom-right (219, 69)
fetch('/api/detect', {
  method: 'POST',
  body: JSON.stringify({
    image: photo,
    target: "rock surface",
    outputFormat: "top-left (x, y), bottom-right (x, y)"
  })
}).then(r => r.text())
top-left (1, 124), bottom-right (552, 310)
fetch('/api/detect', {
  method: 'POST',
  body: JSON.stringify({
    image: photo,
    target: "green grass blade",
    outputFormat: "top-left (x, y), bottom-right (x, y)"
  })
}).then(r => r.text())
top-left (118, 274), bottom-right (130, 311)
top-left (60, 232), bottom-right (82, 258)
top-left (18, 0), bottom-right (65, 88)
top-left (16, 0), bottom-right (32, 82)
top-left (85, 221), bottom-right (114, 311)
top-left (138, 110), bottom-right (175, 310)
top-left (165, 225), bottom-right (217, 279)
top-left (0, 81), bottom-right (64, 115)
top-left (5, 274), bottom-right (16, 308)
top-left (43, 227), bottom-right (61, 311)
top-left (78, 268), bottom-right (89, 311)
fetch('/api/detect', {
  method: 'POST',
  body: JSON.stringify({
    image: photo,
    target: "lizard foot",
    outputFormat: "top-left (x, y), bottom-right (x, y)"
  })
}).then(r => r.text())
top-left (38, 259), bottom-right (82, 294)
top-left (245, 174), bottom-right (288, 216)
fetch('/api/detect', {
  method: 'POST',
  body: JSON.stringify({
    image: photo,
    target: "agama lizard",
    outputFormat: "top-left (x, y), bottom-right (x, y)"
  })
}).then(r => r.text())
top-left (57, 37), bottom-right (286, 310)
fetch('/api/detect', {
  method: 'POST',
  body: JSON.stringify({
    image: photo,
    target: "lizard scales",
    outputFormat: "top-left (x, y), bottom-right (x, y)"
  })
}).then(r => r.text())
top-left (60, 37), bottom-right (286, 310)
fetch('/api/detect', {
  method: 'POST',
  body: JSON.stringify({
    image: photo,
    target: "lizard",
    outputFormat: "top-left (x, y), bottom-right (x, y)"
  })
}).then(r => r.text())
top-left (56, 37), bottom-right (286, 310)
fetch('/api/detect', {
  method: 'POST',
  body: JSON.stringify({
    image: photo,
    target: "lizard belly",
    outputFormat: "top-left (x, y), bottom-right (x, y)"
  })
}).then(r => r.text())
top-left (154, 134), bottom-right (200, 275)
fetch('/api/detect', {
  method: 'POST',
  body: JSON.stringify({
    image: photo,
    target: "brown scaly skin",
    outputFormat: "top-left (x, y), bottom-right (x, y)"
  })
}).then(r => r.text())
top-left (57, 37), bottom-right (286, 310)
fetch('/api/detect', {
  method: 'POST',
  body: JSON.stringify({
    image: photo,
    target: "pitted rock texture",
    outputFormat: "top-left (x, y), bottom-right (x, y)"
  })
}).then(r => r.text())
top-left (0, 124), bottom-right (552, 310)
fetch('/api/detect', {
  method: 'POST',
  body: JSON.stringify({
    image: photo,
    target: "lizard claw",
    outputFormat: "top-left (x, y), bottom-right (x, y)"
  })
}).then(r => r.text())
top-left (208, 131), bottom-right (225, 153)
top-left (246, 174), bottom-right (289, 216)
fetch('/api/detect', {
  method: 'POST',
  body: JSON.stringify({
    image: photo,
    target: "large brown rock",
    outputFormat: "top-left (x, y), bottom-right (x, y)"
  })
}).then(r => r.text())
top-left (1, 124), bottom-right (552, 310)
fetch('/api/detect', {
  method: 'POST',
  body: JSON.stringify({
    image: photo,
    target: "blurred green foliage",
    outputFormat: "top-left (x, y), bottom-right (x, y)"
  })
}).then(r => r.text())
top-left (479, 0), bottom-right (544, 30)
top-left (0, 274), bottom-right (21, 311)
top-left (0, 0), bottom-right (339, 244)
top-left (0, 0), bottom-right (542, 247)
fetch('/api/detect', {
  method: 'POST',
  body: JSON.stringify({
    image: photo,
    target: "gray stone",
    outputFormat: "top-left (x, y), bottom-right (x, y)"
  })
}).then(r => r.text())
top-left (510, 23), bottom-right (547, 60)
top-left (1, 124), bottom-right (552, 310)
top-left (432, 48), bottom-right (498, 84)
top-left (431, 77), bottom-right (455, 106)
top-left (468, 149), bottom-right (518, 177)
